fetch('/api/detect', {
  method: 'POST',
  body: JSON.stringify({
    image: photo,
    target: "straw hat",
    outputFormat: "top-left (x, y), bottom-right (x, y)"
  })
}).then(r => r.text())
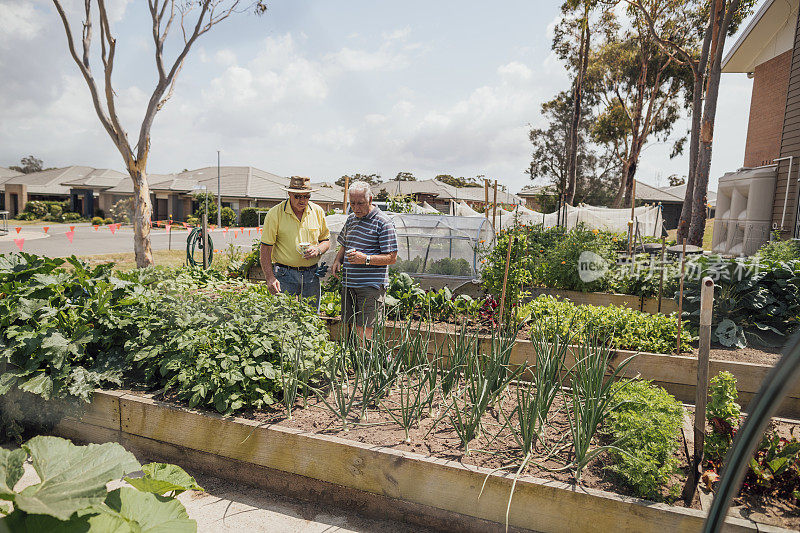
top-left (283, 176), bottom-right (319, 193)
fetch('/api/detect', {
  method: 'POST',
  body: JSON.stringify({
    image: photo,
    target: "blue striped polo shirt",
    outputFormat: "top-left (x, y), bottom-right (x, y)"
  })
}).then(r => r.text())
top-left (338, 207), bottom-right (398, 288)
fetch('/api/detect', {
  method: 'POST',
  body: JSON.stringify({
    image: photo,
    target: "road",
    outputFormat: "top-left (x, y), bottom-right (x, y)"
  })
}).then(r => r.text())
top-left (0, 222), bottom-right (261, 258)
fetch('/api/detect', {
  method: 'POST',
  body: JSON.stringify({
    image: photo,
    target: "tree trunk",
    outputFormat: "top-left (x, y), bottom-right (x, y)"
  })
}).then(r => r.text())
top-left (565, 17), bottom-right (590, 205)
top-left (688, 0), bottom-right (739, 246)
top-left (129, 166), bottom-right (154, 267)
top-left (677, 6), bottom-right (716, 243)
top-left (677, 73), bottom-right (703, 242)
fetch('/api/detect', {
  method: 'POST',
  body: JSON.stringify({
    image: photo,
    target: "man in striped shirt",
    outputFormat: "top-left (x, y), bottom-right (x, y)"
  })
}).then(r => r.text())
top-left (332, 181), bottom-right (398, 341)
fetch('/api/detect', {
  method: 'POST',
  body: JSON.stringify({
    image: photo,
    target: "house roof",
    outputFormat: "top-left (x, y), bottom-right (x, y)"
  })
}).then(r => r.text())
top-left (60, 168), bottom-right (128, 189)
top-left (374, 179), bottom-right (521, 204)
top-left (663, 183), bottom-right (717, 208)
top-left (517, 185), bottom-right (551, 197)
top-left (1, 166), bottom-right (107, 195)
top-left (0, 167), bottom-right (22, 183)
top-left (722, 0), bottom-right (798, 73)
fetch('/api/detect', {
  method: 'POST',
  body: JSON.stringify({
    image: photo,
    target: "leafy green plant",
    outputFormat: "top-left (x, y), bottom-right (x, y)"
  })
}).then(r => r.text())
top-left (743, 429), bottom-right (800, 501)
top-left (0, 436), bottom-right (198, 531)
top-left (681, 255), bottom-right (800, 347)
top-left (756, 234), bottom-right (800, 263)
top-left (705, 371), bottom-right (741, 465)
top-left (606, 380), bottom-right (683, 500)
top-left (0, 253), bottom-right (133, 440)
top-left (528, 295), bottom-right (692, 354)
top-left (481, 231), bottom-right (533, 319)
top-left (240, 207), bottom-right (259, 227)
top-left (537, 225), bottom-right (617, 293)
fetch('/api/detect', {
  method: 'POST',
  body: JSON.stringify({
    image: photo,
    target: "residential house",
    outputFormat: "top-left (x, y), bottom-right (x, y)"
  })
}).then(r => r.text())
top-left (715, 0), bottom-right (800, 253)
top-left (375, 179), bottom-right (521, 213)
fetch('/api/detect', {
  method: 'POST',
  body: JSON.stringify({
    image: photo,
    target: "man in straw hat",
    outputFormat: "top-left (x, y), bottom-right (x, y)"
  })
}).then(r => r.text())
top-left (259, 176), bottom-right (330, 308)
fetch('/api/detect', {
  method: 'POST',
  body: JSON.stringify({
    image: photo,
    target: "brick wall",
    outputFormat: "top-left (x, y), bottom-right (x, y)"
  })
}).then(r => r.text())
top-left (743, 50), bottom-right (792, 168)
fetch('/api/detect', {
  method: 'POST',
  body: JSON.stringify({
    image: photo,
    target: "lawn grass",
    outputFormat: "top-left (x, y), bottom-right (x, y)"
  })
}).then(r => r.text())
top-left (78, 249), bottom-right (187, 271)
top-left (667, 218), bottom-right (714, 250)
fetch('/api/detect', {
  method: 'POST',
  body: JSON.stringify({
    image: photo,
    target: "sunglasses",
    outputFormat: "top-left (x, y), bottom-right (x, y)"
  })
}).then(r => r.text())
top-left (291, 194), bottom-right (311, 200)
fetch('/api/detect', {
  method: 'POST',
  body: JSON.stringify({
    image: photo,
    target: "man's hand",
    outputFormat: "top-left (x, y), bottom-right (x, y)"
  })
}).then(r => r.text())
top-left (346, 249), bottom-right (367, 264)
top-left (265, 276), bottom-right (281, 295)
top-left (331, 260), bottom-right (342, 278)
top-left (303, 244), bottom-right (320, 259)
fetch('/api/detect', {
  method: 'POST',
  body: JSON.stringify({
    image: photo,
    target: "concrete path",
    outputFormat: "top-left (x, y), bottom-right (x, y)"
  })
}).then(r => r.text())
top-left (0, 223), bottom-right (260, 258)
top-left (11, 456), bottom-right (423, 532)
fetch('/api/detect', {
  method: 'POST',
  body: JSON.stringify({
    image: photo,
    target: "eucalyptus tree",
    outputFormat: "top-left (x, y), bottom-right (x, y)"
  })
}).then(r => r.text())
top-left (52, 0), bottom-right (266, 267)
top-left (627, 0), bottom-right (756, 245)
top-left (587, 4), bottom-right (692, 208)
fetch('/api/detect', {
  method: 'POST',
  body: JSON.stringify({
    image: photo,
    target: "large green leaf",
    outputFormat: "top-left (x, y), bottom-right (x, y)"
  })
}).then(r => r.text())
top-left (124, 463), bottom-right (203, 496)
top-left (0, 448), bottom-right (27, 500)
top-left (0, 509), bottom-right (92, 533)
top-left (14, 437), bottom-right (140, 521)
top-left (87, 487), bottom-right (196, 533)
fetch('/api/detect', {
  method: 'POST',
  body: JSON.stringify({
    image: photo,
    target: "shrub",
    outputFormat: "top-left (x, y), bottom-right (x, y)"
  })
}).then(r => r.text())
top-left (427, 257), bottom-right (472, 276)
top-left (14, 212), bottom-right (36, 221)
top-left (62, 212), bottom-right (81, 221)
top-left (528, 295), bottom-right (693, 354)
top-left (94, 208), bottom-right (105, 219)
top-left (91, 216), bottom-right (104, 225)
top-left (756, 234), bottom-right (800, 263)
top-left (110, 197), bottom-right (133, 223)
top-left (606, 380), bottom-right (684, 500)
top-left (104, 217), bottom-right (114, 225)
top-left (49, 204), bottom-right (63, 219)
top-left (220, 206), bottom-right (236, 227)
top-left (537, 225), bottom-right (617, 292)
top-left (705, 371), bottom-right (741, 465)
top-left (240, 207), bottom-right (259, 227)
top-left (23, 200), bottom-right (48, 218)
top-left (186, 215), bottom-right (199, 226)
top-left (481, 231), bottom-right (533, 319)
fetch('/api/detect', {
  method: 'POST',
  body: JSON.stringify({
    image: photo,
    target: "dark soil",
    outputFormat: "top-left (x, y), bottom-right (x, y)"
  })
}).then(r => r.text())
top-left (141, 383), bottom-right (800, 530)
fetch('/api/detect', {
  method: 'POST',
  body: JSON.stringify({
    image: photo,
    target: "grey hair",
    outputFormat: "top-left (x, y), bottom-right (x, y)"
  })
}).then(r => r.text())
top-left (348, 181), bottom-right (373, 201)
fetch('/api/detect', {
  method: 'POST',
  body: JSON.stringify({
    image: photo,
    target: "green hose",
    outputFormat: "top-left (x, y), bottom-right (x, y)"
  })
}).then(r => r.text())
top-left (186, 227), bottom-right (214, 267)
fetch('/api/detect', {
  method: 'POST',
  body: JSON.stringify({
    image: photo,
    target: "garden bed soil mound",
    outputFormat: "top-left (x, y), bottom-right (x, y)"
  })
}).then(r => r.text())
top-left (141, 385), bottom-right (800, 530)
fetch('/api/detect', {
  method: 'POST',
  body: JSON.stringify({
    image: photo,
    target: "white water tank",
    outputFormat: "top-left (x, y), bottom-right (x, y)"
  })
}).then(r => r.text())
top-left (712, 166), bottom-right (777, 256)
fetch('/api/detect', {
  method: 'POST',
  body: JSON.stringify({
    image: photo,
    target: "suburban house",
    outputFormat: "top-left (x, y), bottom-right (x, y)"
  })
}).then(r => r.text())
top-left (516, 181), bottom-right (715, 230)
top-left (0, 167), bottom-right (23, 212)
top-left (0, 166), bottom-right (346, 222)
top-left (714, 0), bottom-right (800, 254)
top-left (376, 179), bottom-right (522, 213)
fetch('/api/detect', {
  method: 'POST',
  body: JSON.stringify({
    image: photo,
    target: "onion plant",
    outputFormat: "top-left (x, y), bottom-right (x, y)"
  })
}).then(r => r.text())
top-left (382, 368), bottom-right (430, 444)
top-left (439, 321), bottom-right (478, 397)
top-left (313, 342), bottom-right (360, 431)
top-left (566, 324), bottom-right (636, 482)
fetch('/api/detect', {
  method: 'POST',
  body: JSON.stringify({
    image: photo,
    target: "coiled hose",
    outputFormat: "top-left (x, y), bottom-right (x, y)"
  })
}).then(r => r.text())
top-left (186, 227), bottom-right (214, 267)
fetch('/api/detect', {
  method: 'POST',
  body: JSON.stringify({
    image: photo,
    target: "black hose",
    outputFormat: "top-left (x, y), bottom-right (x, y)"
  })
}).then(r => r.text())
top-left (186, 227), bottom-right (214, 267)
top-left (703, 330), bottom-right (800, 532)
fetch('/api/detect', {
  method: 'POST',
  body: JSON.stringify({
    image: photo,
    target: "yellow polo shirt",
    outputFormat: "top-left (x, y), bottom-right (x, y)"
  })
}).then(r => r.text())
top-left (260, 200), bottom-right (330, 267)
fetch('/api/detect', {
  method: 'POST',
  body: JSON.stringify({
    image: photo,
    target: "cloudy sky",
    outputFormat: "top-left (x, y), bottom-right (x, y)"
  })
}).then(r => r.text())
top-left (0, 0), bottom-right (756, 193)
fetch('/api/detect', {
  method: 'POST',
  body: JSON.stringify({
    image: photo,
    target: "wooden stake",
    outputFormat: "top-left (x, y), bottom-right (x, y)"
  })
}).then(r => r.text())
top-left (484, 179), bottom-right (489, 219)
top-left (498, 233), bottom-right (514, 329)
top-left (657, 235), bottom-right (666, 313)
top-left (343, 176), bottom-right (350, 214)
top-left (492, 180), bottom-right (498, 232)
top-left (676, 237), bottom-right (687, 354)
top-left (682, 276), bottom-right (714, 504)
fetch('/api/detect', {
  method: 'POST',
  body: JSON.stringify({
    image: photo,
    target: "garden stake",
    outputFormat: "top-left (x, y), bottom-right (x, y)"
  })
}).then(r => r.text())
top-left (343, 175), bottom-right (350, 214)
top-left (676, 237), bottom-right (686, 354)
top-left (202, 210), bottom-right (208, 269)
top-left (657, 235), bottom-right (665, 313)
top-left (492, 180), bottom-right (498, 231)
top-left (484, 178), bottom-right (489, 219)
top-left (498, 233), bottom-right (514, 330)
top-left (682, 276), bottom-right (714, 504)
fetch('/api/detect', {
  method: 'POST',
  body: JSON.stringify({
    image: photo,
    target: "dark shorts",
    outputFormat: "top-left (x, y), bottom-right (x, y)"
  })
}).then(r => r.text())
top-left (341, 286), bottom-right (385, 328)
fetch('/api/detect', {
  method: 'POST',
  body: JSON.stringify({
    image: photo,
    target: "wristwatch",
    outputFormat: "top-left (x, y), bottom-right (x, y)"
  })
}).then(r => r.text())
top-left (365, 255), bottom-right (371, 266)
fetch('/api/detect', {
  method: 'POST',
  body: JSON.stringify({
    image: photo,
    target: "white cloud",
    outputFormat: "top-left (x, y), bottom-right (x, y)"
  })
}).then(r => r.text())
top-left (0, 3), bottom-right (43, 46)
top-left (326, 27), bottom-right (418, 72)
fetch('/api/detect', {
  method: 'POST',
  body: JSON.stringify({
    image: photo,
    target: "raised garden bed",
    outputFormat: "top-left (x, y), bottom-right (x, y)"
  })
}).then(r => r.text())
top-left (54, 390), bottom-right (793, 533)
top-left (325, 321), bottom-right (800, 419)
